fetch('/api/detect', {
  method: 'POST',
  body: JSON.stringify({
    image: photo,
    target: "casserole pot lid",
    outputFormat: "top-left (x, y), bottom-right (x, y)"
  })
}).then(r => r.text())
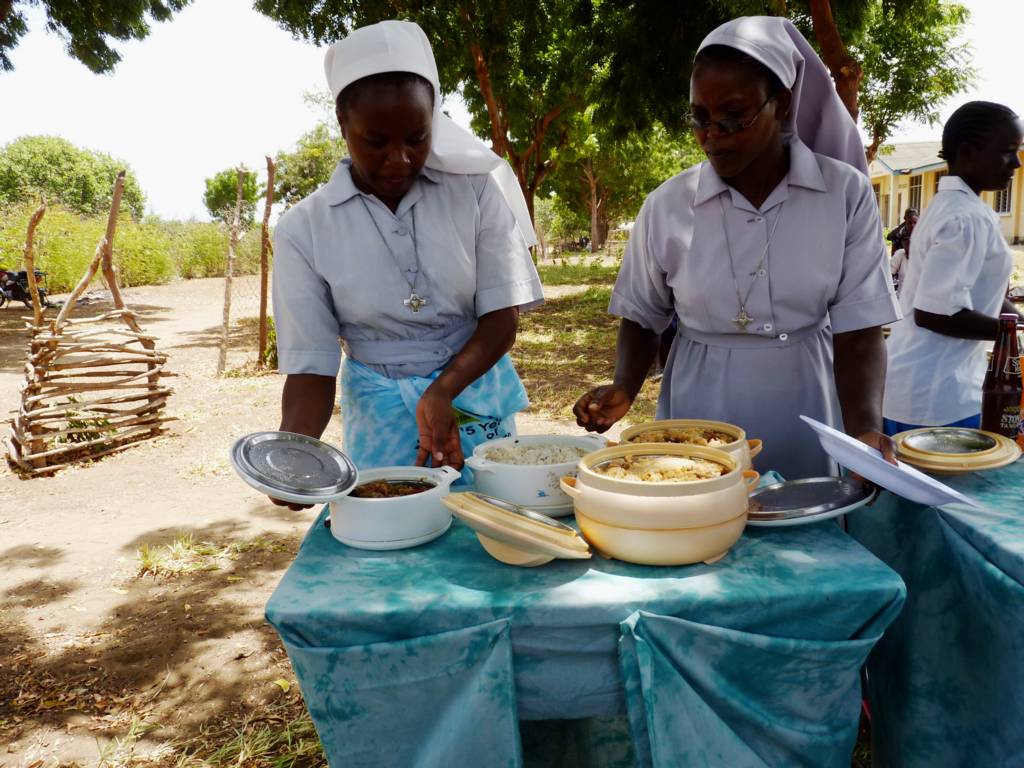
top-left (443, 492), bottom-right (591, 562)
top-left (231, 431), bottom-right (358, 504)
top-left (901, 428), bottom-right (998, 456)
top-left (747, 477), bottom-right (876, 527)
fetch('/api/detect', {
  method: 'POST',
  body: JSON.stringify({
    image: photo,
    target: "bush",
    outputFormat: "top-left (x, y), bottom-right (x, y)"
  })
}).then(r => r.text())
top-left (0, 203), bottom-right (269, 293)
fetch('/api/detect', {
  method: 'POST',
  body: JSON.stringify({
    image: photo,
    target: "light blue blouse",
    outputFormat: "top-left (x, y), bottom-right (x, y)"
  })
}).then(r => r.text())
top-left (272, 161), bottom-right (544, 379)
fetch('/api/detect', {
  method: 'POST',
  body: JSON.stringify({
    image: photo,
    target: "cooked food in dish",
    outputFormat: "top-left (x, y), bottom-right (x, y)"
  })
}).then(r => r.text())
top-left (484, 443), bottom-right (590, 465)
top-left (349, 479), bottom-right (435, 499)
top-left (627, 427), bottom-right (734, 446)
top-left (593, 454), bottom-right (726, 482)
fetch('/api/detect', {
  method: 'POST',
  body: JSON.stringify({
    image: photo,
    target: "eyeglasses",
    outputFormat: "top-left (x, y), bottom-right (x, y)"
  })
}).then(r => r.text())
top-left (687, 95), bottom-right (774, 135)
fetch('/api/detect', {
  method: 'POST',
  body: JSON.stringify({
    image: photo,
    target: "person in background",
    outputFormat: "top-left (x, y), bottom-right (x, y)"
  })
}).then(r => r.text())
top-left (883, 101), bottom-right (1023, 434)
top-left (270, 20), bottom-right (543, 509)
top-left (887, 208), bottom-right (918, 256)
top-left (573, 16), bottom-right (900, 480)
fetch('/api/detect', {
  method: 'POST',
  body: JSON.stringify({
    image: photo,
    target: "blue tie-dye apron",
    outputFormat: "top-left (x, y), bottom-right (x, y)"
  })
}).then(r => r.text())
top-left (339, 353), bottom-right (529, 483)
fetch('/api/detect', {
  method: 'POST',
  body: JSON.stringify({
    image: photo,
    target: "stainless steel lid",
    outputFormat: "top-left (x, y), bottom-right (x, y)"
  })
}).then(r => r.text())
top-left (901, 428), bottom-right (998, 455)
top-left (747, 477), bottom-right (875, 525)
top-left (231, 431), bottom-right (358, 504)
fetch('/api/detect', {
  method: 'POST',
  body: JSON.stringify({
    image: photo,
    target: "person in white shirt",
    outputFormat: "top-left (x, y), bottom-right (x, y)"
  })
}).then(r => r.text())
top-left (572, 16), bottom-right (900, 479)
top-left (884, 101), bottom-right (1023, 434)
top-left (270, 21), bottom-right (543, 508)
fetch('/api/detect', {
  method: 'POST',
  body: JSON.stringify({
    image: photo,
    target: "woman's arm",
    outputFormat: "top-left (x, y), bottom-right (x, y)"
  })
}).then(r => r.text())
top-left (415, 307), bottom-right (519, 468)
top-left (833, 326), bottom-right (897, 462)
top-left (573, 318), bottom-right (660, 432)
top-left (913, 307), bottom-right (1000, 340)
top-left (280, 373), bottom-right (336, 438)
top-left (270, 373), bottom-right (337, 510)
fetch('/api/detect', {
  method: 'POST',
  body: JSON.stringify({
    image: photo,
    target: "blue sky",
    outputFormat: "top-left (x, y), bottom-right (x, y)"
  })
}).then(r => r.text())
top-left (0, 0), bottom-right (1017, 221)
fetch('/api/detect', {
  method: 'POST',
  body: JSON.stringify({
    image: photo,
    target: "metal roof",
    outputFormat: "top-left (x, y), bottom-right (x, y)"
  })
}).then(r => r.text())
top-left (869, 141), bottom-right (945, 176)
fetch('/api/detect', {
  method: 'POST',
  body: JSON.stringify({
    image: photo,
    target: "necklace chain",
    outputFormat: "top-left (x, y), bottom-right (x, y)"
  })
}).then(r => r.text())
top-left (719, 196), bottom-right (785, 331)
top-left (359, 196), bottom-right (429, 312)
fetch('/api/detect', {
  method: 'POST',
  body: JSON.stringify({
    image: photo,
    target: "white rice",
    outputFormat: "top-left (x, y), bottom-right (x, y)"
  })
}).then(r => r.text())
top-left (484, 443), bottom-right (589, 466)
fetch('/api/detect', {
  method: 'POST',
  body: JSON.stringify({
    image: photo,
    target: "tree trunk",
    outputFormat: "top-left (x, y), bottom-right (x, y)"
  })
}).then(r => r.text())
top-left (583, 159), bottom-right (601, 252)
top-left (259, 156), bottom-right (275, 367)
top-left (865, 128), bottom-right (884, 164)
top-left (218, 168), bottom-right (245, 376)
top-left (808, 0), bottom-right (862, 120)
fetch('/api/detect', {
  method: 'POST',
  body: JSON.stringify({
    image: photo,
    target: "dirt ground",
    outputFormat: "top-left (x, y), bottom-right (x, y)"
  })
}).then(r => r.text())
top-left (0, 275), bottom-right (606, 767)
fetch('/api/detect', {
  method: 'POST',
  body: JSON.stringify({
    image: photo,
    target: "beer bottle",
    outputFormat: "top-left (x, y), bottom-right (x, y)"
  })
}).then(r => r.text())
top-left (981, 313), bottom-right (1022, 437)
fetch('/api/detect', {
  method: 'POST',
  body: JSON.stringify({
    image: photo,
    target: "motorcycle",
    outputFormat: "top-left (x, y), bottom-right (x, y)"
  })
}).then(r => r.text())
top-left (0, 267), bottom-right (51, 309)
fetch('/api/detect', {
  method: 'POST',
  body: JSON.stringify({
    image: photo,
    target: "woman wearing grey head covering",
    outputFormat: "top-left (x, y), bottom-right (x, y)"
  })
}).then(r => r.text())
top-left (574, 16), bottom-right (901, 480)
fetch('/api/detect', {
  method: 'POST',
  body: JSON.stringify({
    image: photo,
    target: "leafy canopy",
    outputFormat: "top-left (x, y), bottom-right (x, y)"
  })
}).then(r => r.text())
top-left (203, 167), bottom-right (261, 225)
top-left (0, 135), bottom-right (146, 218)
top-left (855, 0), bottom-right (973, 159)
top-left (0, 1), bottom-right (191, 72)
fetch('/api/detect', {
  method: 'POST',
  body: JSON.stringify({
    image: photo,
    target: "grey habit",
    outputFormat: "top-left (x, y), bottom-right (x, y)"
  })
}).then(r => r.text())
top-left (609, 140), bottom-right (900, 479)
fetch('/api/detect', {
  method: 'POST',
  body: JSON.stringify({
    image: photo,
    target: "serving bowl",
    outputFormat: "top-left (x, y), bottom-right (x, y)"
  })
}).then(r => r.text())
top-left (559, 443), bottom-right (757, 565)
top-left (329, 465), bottom-right (461, 550)
top-left (618, 418), bottom-right (762, 471)
top-left (463, 434), bottom-right (608, 516)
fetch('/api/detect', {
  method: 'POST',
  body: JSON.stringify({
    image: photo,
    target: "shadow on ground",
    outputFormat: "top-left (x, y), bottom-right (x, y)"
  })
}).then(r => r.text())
top-left (0, 518), bottom-right (304, 756)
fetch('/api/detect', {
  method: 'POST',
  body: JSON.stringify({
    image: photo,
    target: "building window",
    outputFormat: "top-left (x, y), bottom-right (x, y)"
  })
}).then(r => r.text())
top-left (995, 178), bottom-right (1012, 214)
top-left (880, 193), bottom-right (890, 228)
top-left (872, 183), bottom-right (881, 208)
top-left (908, 175), bottom-right (923, 211)
top-left (934, 170), bottom-right (947, 194)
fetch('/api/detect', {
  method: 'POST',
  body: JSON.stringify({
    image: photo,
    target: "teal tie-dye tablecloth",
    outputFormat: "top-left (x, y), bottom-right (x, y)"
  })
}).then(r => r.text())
top-left (266, 505), bottom-right (905, 768)
top-left (849, 462), bottom-right (1024, 768)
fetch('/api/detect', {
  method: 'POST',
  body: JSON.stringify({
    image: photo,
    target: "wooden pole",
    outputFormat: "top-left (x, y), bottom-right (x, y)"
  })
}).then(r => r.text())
top-left (100, 171), bottom-right (127, 310)
top-left (258, 155), bottom-right (276, 367)
top-left (23, 204), bottom-right (46, 327)
top-left (217, 167), bottom-right (245, 375)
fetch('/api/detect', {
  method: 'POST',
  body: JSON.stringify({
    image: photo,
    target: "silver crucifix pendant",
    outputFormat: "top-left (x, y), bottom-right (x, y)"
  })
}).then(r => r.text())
top-left (404, 292), bottom-right (428, 312)
top-left (733, 308), bottom-right (752, 331)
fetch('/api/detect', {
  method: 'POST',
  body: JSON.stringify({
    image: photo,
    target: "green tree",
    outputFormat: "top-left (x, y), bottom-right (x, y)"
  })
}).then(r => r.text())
top-left (275, 122), bottom-right (348, 208)
top-left (854, 0), bottom-right (973, 162)
top-left (0, 135), bottom-right (146, 217)
top-left (254, 0), bottom-right (600, 221)
top-left (203, 167), bottom-right (260, 224)
top-left (547, 118), bottom-right (703, 250)
top-left (0, 1), bottom-right (190, 72)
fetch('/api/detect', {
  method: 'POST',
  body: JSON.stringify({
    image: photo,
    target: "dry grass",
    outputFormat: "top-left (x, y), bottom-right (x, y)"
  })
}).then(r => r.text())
top-left (513, 285), bottom-right (659, 423)
top-left (136, 532), bottom-right (291, 578)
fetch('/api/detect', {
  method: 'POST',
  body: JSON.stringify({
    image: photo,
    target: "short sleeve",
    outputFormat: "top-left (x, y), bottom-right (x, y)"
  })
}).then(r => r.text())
top-left (607, 199), bottom-right (675, 333)
top-left (271, 212), bottom-right (343, 376)
top-left (912, 215), bottom-right (983, 315)
top-left (828, 177), bottom-right (902, 333)
top-left (473, 174), bottom-right (544, 316)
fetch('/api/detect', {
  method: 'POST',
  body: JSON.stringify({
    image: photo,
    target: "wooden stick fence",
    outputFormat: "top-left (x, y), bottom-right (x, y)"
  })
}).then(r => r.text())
top-left (5, 173), bottom-right (175, 476)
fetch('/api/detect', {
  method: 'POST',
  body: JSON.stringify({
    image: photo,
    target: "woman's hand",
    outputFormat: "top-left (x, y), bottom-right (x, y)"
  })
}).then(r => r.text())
top-left (855, 430), bottom-right (898, 465)
top-left (415, 384), bottom-right (463, 469)
top-left (269, 497), bottom-right (314, 511)
top-left (573, 384), bottom-right (634, 433)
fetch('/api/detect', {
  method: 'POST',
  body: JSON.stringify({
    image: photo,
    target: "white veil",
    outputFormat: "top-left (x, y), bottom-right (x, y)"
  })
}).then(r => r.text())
top-left (324, 19), bottom-right (537, 244)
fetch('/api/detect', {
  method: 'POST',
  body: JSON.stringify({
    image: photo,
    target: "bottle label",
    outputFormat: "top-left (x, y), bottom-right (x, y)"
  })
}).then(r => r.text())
top-left (1007, 356), bottom-right (1023, 376)
top-left (1001, 406), bottom-right (1021, 434)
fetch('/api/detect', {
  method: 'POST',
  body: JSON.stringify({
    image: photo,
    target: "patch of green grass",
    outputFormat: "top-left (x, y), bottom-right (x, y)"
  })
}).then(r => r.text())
top-left (512, 286), bottom-right (659, 422)
top-left (537, 261), bottom-right (621, 286)
top-left (136, 532), bottom-right (292, 578)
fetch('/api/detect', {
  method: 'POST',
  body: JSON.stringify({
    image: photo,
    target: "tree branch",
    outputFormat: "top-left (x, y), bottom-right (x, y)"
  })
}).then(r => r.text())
top-left (808, 0), bottom-right (862, 119)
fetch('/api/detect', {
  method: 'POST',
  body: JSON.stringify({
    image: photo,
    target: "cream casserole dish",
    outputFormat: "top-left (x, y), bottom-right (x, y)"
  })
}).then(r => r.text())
top-left (560, 443), bottom-right (758, 565)
top-left (618, 419), bottom-right (763, 471)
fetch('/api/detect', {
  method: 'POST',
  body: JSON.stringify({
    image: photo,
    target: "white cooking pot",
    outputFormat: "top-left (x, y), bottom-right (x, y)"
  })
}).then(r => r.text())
top-left (329, 465), bottom-right (460, 549)
top-left (464, 434), bottom-right (608, 516)
top-left (618, 419), bottom-right (763, 471)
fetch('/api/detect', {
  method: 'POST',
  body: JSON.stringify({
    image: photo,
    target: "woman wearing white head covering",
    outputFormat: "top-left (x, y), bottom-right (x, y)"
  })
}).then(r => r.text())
top-left (574, 16), bottom-right (901, 480)
top-left (271, 20), bottom-right (544, 505)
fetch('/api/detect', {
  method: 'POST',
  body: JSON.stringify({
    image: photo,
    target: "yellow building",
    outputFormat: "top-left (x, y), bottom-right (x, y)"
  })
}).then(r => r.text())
top-left (868, 141), bottom-right (1024, 244)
